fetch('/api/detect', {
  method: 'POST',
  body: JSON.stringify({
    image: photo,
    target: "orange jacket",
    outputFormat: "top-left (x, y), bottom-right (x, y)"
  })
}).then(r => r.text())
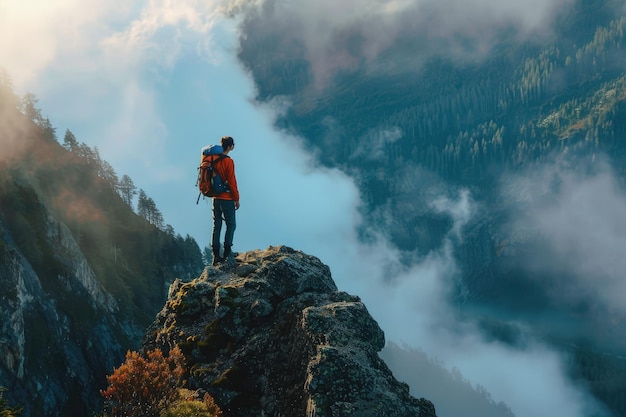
top-left (204, 154), bottom-right (239, 202)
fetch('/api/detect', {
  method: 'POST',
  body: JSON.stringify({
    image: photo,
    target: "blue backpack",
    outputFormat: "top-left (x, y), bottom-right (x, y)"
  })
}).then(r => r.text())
top-left (202, 144), bottom-right (223, 155)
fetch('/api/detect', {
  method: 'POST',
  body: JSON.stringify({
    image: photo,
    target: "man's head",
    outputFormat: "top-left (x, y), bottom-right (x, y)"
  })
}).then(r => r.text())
top-left (221, 136), bottom-right (235, 152)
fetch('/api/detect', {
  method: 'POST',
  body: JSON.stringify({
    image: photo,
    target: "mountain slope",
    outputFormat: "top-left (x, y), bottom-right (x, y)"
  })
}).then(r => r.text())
top-left (229, 0), bottom-right (626, 415)
top-left (0, 86), bottom-right (204, 416)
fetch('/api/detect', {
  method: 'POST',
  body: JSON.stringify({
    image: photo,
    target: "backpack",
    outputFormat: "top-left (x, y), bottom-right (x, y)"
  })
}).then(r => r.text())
top-left (196, 147), bottom-right (230, 204)
top-left (202, 144), bottom-right (223, 155)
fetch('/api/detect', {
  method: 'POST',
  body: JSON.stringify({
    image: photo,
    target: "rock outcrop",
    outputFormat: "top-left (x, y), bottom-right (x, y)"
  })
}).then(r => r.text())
top-left (143, 246), bottom-right (437, 417)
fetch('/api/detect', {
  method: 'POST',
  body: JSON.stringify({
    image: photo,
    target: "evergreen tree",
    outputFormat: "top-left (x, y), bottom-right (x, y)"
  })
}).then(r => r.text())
top-left (39, 117), bottom-right (57, 142)
top-left (164, 224), bottom-right (175, 236)
top-left (118, 175), bottom-right (137, 208)
top-left (137, 189), bottom-right (164, 229)
top-left (76, 142), bottom-right (96, 163)
top-left (91, 147), bottom-right (119, 186)
top-left (183, 234), bottom-right (203, 270)
top-left (203, 246), bottom-right (212, 266)
top-left (137, 189), bottom-right (149, 219)
top-left (151, 207), bottom-right (164, 230)
top-left (17, 93), bottom-right (43, 124)
top-left (17, 93), bottom-right (56, 142)
top-left (63, 129), bottom-right (79, 153)
top-left (99, 159), bottom-right (119, 188)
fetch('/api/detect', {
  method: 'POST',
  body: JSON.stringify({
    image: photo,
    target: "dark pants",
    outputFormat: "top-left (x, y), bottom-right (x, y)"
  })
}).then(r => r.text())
top-left (212, 199), bottom-right (236, 254)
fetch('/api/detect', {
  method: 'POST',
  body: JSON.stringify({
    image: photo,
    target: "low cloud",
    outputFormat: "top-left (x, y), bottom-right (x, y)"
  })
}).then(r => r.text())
top-left (232, 0), bottom-right (574, 88)
top-left (502, 155), bottom-right (626, 318)
top-left (325, 180), bottom-right (610, 417)
top-left (247, 131), bottom-right (614, 416)
top-left (231, 105), bottom-right (362, 256)
top-left (247, 156), bottom-right (606, 416)
top-left (350, 126), bottom-right (403, 162)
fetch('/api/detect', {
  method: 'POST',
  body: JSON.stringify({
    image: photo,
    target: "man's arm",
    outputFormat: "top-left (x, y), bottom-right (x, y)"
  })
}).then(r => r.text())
top-left (225, 159), bottom-right (239, 204)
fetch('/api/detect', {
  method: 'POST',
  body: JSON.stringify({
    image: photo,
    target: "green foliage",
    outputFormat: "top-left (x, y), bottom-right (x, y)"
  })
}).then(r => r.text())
top-left (117, 174), bottom-right (137, 208)
top-left (0, 50), bottom-right (203, 417)
top-left (0, 101), bottom-right (204, 322)
top-left (160, 234), bottom-right (205, 281)
top-left (16, 93), bottom-right (57, 142)
top-left (257, 11), bottom-right (626, 191)
top-left (101, 348), bottom-right (186, 417)
top-left (17, 93), bottom-right (43, 125)
top-left (160, 392), bottom-right (222, 417)
top-left (160, 401), bottom-right (214, 417)
top-left (137, 189), bottom-right (164, 229)
top-left (62, 129), bottom-right (79, 152)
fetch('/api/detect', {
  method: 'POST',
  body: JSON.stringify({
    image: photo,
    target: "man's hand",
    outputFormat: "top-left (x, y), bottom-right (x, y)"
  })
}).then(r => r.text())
top-left (235, 201), bottom-right (240, 210)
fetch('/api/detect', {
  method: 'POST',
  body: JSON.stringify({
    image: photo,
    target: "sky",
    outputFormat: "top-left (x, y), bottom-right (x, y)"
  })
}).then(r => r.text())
top-left (0, 1), bottom-right (621, 417)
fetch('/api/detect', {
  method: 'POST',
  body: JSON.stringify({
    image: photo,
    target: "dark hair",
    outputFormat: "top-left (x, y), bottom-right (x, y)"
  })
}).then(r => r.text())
top-left (221, 136), bottom-right (234, 149)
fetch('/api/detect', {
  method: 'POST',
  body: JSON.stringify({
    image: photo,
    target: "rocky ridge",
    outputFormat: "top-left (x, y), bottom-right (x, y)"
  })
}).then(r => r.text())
top-left (143, 245), bottom-right (437, 417)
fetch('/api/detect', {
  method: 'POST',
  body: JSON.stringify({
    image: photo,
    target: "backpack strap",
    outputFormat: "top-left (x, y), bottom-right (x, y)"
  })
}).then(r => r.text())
top-left (211, 154), bottom-right (228, 166)
top-left (212, 155), bottom-right (231, 191)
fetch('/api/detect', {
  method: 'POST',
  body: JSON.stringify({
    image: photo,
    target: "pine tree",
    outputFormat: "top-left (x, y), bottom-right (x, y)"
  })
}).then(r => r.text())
top-left (17, 93), bottom-right (43, 124)
top-left (39, 117), bottom-right (56, 142)
top-left (62, 129), bottom-right (79, 153)
top-left (137, 189), bottom-right (164, 229)
top-left (118, 175), bottom-right (137, 208)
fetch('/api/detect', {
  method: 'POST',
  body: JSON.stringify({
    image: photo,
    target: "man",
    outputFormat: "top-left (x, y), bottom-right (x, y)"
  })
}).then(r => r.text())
top-left (209, 136), bottom-right (240, 265)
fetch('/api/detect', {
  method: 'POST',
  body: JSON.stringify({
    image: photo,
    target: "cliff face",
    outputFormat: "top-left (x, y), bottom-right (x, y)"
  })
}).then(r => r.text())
top-left (0, 96), bottom-right (206, 415)
top-left (0, 214), bottom-right (143, 416)
top-left (143, 245), bottom-right (437, 417)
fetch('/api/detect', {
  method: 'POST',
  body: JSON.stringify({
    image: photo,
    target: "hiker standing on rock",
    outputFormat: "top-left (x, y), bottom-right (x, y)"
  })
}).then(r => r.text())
top-left (208, 136), bottom-right (239, 265)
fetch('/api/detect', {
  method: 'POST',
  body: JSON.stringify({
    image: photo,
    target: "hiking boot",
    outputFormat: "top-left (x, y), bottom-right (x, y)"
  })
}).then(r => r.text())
top-left (212, 255), bottom-right (224, 266)
top-left (223, 245), bottom-right (232, 259)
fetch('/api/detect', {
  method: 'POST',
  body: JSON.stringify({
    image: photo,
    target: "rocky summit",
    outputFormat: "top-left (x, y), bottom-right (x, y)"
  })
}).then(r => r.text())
top-left (143, 245), bottom-right (437, 417)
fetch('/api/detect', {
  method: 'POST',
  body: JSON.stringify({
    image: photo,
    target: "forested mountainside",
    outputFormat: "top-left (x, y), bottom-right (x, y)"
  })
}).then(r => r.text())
top-left (0, 79), bottom-right (204, 416)
top-left (233, 0), bottom-right (626, 415)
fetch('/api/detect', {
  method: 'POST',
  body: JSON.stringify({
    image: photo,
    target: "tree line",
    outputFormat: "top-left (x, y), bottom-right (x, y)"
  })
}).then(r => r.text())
top-left (0, 70), bottom-right (206, 312)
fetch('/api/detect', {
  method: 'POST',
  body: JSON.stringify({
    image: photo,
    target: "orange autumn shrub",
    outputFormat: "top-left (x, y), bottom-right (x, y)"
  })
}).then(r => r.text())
top-left (101, 347), bottom-right (185, 417)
